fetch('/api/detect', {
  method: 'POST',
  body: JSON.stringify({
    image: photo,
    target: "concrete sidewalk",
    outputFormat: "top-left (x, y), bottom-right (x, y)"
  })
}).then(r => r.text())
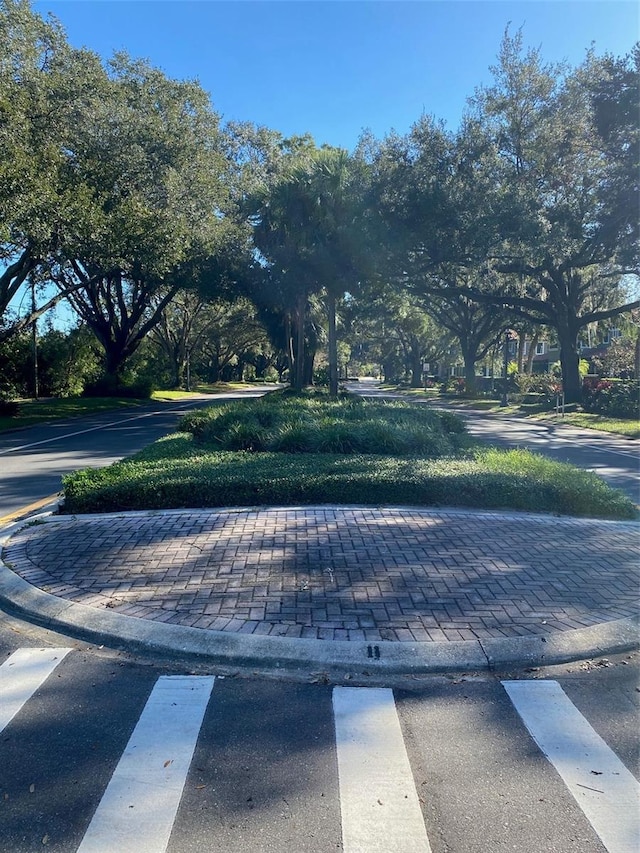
top-left (0, 506), bottom-right (638, 678)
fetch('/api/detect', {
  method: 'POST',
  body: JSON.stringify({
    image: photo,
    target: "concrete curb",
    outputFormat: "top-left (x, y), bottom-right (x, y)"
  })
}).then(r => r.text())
top-left (1, 512), bottom-right (638, 677)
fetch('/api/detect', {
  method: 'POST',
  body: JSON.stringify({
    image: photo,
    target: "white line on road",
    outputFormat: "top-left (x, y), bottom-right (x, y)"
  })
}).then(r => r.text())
top-left (0, 408), bottom-right (174, 456)
top-left (0, 394), bottom-right (268, 457)
top-left (332, 686), bottom-right (432, 853)
top-left (77, 675), bottom-right (215, 853)
top-left (503, 679), bottom-right (640, 853)
top-left (0, 647), bottom-right (72, 732)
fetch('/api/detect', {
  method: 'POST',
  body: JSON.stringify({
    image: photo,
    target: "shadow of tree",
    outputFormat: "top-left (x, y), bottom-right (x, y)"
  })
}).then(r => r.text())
top-left (5, 508), bottom-right (638, 643)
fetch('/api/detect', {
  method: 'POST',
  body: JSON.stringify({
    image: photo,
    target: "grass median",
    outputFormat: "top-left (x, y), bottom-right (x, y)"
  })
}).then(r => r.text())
top-left (62, 393), bottom-right (637, 520)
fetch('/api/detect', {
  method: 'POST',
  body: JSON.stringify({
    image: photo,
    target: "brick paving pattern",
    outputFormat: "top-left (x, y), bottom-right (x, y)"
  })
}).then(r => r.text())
top-left (3, 508), bottom-right (638, 642)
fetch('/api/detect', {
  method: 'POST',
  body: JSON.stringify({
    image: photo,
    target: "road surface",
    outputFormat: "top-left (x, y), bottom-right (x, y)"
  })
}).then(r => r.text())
top-left (0, 614), bottom-right (637, 853)
top-left (0, 391), bottom-right (266, 521)
top-left (353, 381), bottom-right (640, 504)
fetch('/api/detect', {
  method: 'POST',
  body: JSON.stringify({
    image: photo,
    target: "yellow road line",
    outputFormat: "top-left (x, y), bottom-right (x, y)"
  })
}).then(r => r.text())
top-left (0, 494), bottom-right (61, 527)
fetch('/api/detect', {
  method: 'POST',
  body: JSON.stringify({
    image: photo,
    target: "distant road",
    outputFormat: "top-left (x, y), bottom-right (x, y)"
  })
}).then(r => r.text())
top-left (351, 380), bottom-right (640, 504)
top-left (0, 390), bottom-right (267, 521)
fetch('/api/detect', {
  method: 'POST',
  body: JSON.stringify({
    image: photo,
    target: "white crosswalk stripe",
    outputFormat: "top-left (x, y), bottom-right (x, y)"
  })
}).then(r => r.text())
top-left (333, 686), bottom-right (432, 853)
top-left (76, 675), bottom-right (215, 853)
top-left (1, 647), bottom-right (638, 853)
top-left (503, 679), bottom-right (640, 853)
top-left (0, 647), bottom-right (72, 733)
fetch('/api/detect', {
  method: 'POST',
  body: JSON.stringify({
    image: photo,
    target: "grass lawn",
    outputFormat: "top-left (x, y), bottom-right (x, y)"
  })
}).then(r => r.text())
top-left (382, 386), bottom-right (639, 438)
top-left (62, 393), bottom-right (637, 520)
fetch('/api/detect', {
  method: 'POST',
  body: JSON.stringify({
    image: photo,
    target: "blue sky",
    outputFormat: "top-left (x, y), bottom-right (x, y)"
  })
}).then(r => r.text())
top-left (34, 1), bottom-right (639, 151)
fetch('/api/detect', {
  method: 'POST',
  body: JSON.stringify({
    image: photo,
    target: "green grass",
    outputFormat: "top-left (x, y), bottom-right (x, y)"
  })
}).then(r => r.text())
top-left (381, 385), bottom-right (639, 437)
top-left (64, 395), bottom-right (637, 519)
top-left (531, 411), bottom-right (640, 438)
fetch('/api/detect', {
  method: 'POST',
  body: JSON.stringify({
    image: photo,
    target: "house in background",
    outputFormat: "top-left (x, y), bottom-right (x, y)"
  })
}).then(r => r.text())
top-left (526, 329), bottom-right (623, 374)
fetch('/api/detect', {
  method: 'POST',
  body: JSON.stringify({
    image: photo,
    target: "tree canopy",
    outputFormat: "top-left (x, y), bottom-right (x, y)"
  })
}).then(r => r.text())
top-left (2, 4), bottom-right (637, 398)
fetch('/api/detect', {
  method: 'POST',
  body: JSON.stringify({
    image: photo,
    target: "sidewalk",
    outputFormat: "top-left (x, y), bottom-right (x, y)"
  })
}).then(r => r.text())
top-left (1, 505), bottom-right (638, 678)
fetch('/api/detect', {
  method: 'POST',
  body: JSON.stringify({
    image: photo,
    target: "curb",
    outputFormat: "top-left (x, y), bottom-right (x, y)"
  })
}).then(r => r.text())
top-left (1, 513), bottom-right (638, 677)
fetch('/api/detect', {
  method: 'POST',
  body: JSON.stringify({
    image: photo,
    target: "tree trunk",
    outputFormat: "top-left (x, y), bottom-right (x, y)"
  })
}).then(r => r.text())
top-left (104, 347), bottom-right (128, 387)
top-left (327, 291), bottom-right (338, 397)
top-left (303, 349), bottom-right (316, 386)
top-left (409, 350), bottom-right (423, 388)
top-left (526, 331), bottom-right (539, 374)
top-left (284, 313), bottom-right (294, 384)
top-left (294, 292), bottom-right (306, 391)
top-left (517, 330), bottom-right (526, 373)
top-left (462, 349), bottom-right (477, 396)
top-left (557, 325), bottom-right (582, 403)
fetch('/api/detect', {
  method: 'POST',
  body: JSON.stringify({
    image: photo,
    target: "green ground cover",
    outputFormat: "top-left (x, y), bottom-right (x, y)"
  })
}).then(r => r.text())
top-left (62, 393), bottom-right (636, 519)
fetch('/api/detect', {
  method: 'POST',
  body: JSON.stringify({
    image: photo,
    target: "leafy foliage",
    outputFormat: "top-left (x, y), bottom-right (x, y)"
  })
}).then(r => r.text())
top-left (177, 393), bottom-right (465, 456)
top-left (62, 435), bottom-right (636, 520)
top-left (581, 377), bottom-right (639, 419)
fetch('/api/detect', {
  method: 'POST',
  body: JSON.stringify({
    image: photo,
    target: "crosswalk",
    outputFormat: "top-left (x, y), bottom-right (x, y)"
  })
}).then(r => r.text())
top-left (0, 646), bottom-right (638, 853)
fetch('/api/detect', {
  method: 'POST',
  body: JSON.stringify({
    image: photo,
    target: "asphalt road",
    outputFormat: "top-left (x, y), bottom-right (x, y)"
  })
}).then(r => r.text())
top-left (0, 614), bottom-right (637, 853)
top-left (0, 391), bottom-right (267, 521)
top-left (353, 382), bottom-right (640, 504)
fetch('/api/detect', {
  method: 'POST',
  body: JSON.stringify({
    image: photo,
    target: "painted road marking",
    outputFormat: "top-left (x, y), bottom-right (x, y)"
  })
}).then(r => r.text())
top-left (503, 680), bottom-right (640, 853)
top-left (0, 493), bottom-right (60, 527)
top-left (0, 410), bottom-right (169, 456)
top-left (0, 647), bottom-right (72, 733)
top-left (77, 675), bottom-right (214, 853)
top-left (332, 686), bottom-right (432, 853)
top-left (0, 395), bottom-right (264, 457)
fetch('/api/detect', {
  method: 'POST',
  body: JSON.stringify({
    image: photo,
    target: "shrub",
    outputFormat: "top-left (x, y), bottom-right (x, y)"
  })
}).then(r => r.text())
top-left (0, 399), bottom-right (19, 416)
top-left (582, 377), bottom-right (639, 419)
top-left (61, 437), bottom-right (637, 520)
top-left (176, 394), bottom-right (466, 458)
top-left (437, 410), bottom-right (467, 433)
top-left (83, 375), bottom-right (154, 399)
top-left (515, 372), bottom-right (562, 404)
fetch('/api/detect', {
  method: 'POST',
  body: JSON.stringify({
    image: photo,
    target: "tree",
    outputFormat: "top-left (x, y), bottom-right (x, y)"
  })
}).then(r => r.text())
top-left (465, 31), bottom-right (640, 401)
top-left (246, 143), bottom-right (367, 394)
top-left (197, 297), bottom-right (272, 383)
top-left (0, 0), bottom-right (104, 339)
top-left (52, 54), bottom-right (235, 384)
top-left (422, 286), bottom-right (507, 394)
top-left (344, 285), bottom-right (451, 385)
top-left (297, 148), bottom-right (368, 396)
top-left (363, 32), bottom-right (639, 402)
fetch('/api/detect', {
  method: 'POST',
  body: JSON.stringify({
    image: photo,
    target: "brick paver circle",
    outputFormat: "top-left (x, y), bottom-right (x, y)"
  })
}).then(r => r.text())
top-left (4, 508), bottom-right (638, 642)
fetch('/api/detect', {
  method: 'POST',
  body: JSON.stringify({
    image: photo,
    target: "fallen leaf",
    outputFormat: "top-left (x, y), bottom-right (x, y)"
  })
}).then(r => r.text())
top-left (41, 835), bottom-right (49, 845)
top-left (29, 784), bottom-right (35, 794)
top-left (163, 760), bottom-right (173, 768)
top-left (590, 770), bottom-right (603, 775)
